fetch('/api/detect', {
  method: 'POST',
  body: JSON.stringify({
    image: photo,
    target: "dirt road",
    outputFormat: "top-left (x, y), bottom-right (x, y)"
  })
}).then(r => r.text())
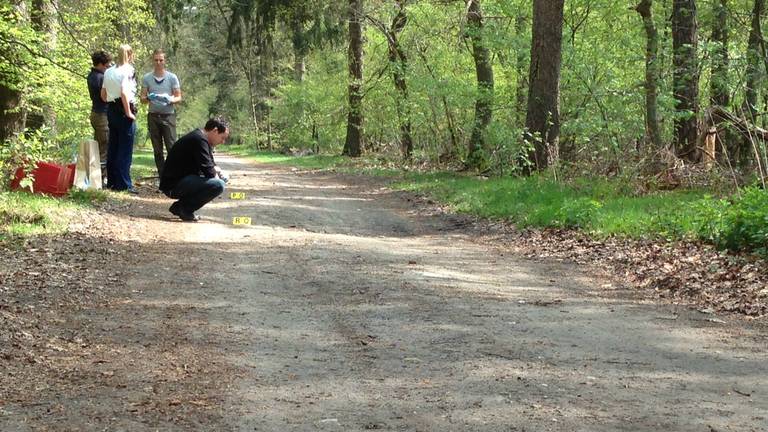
top-left (2, 154), bottom-right (767, 431)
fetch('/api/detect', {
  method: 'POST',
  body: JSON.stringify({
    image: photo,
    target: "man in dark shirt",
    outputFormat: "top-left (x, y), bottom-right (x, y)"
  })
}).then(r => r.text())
top-left (87, 50), bottom-right (112, 165)
top-left (160, 118), bottom-right (230, 222)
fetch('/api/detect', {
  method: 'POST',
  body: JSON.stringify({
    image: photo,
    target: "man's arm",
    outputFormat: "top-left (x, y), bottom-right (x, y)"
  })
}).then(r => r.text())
top-left (100, 87), bottom-right (108, 103)
top-left (192, 135), bottom-right (217, 178)
top-left (140, 87), bottom-right (149, 104)
top-left (169, 87), bottom-right (182, 104)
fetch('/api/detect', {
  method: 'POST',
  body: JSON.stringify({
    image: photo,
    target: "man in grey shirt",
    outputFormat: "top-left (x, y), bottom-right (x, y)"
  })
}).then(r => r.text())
top-left (140, 48), bottom-right (182, 177)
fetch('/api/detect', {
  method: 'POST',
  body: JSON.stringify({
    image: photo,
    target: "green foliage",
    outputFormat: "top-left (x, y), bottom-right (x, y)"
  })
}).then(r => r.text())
top-left (271, 50), bottom-right (347, 152)
top-left (390, 171), bottom-right (710, 240)
top-left (683, 187), bottom-right (768, 255)
top-left (1, 0), bottom-right (155, 182)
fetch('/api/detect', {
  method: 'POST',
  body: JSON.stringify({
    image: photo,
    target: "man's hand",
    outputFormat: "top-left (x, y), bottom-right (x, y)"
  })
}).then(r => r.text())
top-left (214, 165), bottom-right (229, 183)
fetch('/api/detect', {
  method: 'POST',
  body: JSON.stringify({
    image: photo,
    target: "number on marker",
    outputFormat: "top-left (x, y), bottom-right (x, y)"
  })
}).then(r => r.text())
top-left (232, 217), bottom-right (252, 225)
top-left (230, 192), bottom-right (246, 200)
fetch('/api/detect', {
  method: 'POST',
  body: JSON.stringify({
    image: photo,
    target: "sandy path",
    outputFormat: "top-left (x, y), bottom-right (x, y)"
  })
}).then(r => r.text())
top-left (2, 153), bottom-right (766, 431)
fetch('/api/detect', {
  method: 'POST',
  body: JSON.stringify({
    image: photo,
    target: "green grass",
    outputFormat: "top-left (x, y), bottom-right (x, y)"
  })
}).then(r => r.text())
top-left (131, 148), bottom-right (157, 180)
top-left (391, 173), bottom-right (710, 238)
top-left (0, 191), bottom-right (85, 239)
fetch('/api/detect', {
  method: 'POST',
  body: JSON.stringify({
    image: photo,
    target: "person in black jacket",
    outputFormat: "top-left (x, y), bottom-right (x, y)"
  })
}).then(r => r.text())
top-left (159, 118), bottom-right (230, 221)
top-left (87, 50), bottom-right (112, 167)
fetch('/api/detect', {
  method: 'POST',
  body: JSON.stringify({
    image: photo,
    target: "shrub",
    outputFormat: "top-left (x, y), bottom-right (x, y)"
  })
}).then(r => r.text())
top-left (686, 187), bottom-right (768, 255)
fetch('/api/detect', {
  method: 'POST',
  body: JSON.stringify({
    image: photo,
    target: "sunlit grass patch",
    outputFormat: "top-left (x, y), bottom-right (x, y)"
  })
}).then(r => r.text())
top-left (0, 186), bottom-right (112, 240)
top-left (0, 191), bottom-right (76, 239)
top-left (131, 148), bottom-right (156, 180)
top-left (393, 172), bottom-right (711, 239)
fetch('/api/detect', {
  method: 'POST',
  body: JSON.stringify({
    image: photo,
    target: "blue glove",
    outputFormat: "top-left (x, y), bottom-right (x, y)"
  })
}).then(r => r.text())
top-left (148, 93), bottom-right (170, 105)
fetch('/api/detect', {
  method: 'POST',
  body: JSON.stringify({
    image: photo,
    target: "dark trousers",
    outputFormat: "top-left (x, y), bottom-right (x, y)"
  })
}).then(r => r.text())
top-left (89, 111), bottom-right (109, 163)
top-left (166, 175), bottom-right (225, 213)
top-left (147, 112), bottom-right (177, 177)
top-left (106, 108), bottom-right (136, 191)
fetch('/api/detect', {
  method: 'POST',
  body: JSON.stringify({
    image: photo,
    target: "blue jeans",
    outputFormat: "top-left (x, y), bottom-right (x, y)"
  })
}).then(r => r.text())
top-left (166, 175), bottom-right (225, 212)
top-left (106, 108), bottom-right (136, 190)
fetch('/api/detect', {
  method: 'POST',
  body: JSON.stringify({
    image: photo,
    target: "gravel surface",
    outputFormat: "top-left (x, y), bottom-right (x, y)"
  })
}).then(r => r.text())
top-left (1, 154), bottom-right (766, 431)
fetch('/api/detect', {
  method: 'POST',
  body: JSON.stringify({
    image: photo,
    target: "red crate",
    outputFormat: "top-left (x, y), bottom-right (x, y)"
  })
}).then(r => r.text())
top-left (10, 162), bottom-right (76, 197)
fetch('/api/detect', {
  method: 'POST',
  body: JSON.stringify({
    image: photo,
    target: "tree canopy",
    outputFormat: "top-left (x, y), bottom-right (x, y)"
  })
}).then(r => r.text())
top-left (2, 0), bottom-right (768, 183)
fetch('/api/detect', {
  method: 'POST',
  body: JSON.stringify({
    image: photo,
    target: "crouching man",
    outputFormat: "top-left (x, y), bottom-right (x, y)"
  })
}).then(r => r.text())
top-left (159, 117), bottom-right (230, 222)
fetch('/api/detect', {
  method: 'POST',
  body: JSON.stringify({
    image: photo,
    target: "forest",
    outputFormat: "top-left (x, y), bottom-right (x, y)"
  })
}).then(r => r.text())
top-left (2, 3), bottom-right (768, 428)
top-left (1, 0), bottom-right (767, 252)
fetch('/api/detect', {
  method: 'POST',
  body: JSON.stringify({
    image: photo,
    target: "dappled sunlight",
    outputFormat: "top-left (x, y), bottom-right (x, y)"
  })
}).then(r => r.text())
top-left (48, 158), bottom-right (764, 432)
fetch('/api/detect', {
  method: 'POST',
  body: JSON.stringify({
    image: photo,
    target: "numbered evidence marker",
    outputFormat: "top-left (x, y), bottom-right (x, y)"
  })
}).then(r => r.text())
top-left (230, 192), bottom-right (246, 200)
top-left (232, 216), bottom-right (252, 226)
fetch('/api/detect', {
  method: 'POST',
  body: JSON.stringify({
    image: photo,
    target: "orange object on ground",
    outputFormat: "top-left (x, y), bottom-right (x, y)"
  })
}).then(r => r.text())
top-left (10, 162), bottom-right (76, 197)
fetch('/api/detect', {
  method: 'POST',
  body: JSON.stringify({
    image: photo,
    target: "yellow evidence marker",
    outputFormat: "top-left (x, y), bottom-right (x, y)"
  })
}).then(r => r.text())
top-left (232, 217), bottom-right (252, 226)
top-left (230, 192), bottom-right (246, 200)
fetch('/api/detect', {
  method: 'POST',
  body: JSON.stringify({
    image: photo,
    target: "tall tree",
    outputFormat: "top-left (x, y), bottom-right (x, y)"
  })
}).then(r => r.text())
top-left (226, 0), bottom-right (279, 147)
top-left (0, 0), bottom-right (29, 143)
top-left (343, 0), bottom-right (364, 157)
top-left (368, 0), bottom-right (412, 160)
top-left (671, 0), bottom-right (699, 162)
top-left (26, 0), bottom-right (57, 135)
top-left (743, 0), bottom-right (764, 121)
top-left (635, 0), bottom-right (663, 150)
top-left (513, 12), bottom-right (528, 129)
top-left (710, 0), bottom-right (729, 108)
top-left (465, 0), bottom-right (494, 169)
top-left (523, 0), bottom-right (564, 173)
top-left (710, 0), bottom-right (732, 162)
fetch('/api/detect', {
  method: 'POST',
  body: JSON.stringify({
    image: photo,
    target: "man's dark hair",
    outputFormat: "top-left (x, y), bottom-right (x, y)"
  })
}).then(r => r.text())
top-left (204, 117), bottom-right (229, 133)
top-left (91, 50), bottom-right (112, 67)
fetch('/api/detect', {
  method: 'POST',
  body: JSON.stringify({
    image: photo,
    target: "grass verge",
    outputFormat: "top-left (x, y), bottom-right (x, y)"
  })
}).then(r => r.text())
top-left (0, 191), bottom-right (90, 240)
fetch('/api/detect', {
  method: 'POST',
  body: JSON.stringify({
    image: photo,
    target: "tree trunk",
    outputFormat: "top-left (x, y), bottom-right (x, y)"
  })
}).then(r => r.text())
top-left (710, 0), bottom-right (729, 107)
top-left (743, 0), bottom-right (764, 128)
top-left (0, 84), bottom-right (24, 145)
top-left (514, 13), bottom-right (528, 129)
top-left (466, 0), bottom-right (494, 169)
top-left (343, 0), bottom-right (364, 157)
top-left (415, 45), bottom-right (459, 159)
top-left (635, 0), bottom-right (663, 150)
top-left (523, 0), bottom-right (564, 173)
top-left (710, 0), bottom-right (734, 163)
top-left (26, 0), bottom-right (57, 136)
top-left (0, 0), bottom-right (28, 143)
top-left (294, 49), bottom-right (306, 82)
top-left (672, 0), bottom-right (699, 162)
top-left (289, 17), bottom-right (308, 83)
top-left (372, 2), bottom-right (412, 160)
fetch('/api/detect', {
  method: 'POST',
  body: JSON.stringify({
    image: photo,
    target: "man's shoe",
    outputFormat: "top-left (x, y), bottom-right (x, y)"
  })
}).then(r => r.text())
top-left (126, 188), bottom-right (139, 195)
top-left (169, 201), bottom-right (182, 217)
top-left (178, 210), bottom-right (200, 222)
top-left (169, 201), bottom-right (199, 222)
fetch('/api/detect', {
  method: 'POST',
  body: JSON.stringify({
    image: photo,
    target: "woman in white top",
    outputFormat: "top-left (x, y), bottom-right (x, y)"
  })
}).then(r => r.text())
top-left (100, 44), bottom-right (138, 193)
